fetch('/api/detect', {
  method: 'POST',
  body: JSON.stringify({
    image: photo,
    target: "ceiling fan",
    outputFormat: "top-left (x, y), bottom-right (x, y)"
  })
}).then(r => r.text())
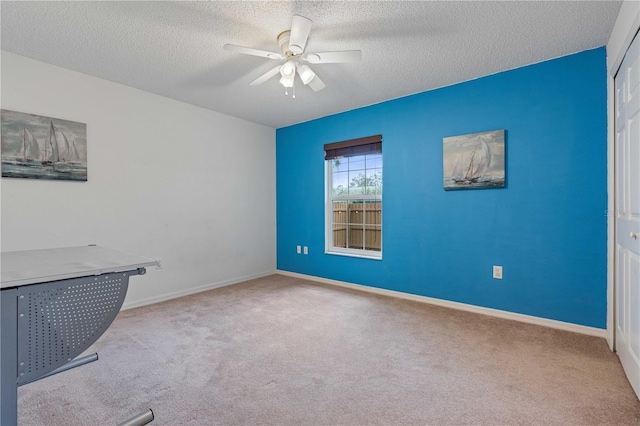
top-left (224, 15), bottom-right (362, 97)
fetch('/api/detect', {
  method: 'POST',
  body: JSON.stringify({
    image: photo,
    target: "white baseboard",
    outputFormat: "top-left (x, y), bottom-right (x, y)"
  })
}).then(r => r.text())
top-left (277, 270), bottom-right (606, 338)
top-left (121, 269), bottom-right (277, 311)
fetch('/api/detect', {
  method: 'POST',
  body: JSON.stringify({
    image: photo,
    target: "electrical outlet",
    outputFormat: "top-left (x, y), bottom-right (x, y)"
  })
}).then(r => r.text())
top-left (493, 265), bottom-right (503, 279)
top-left (296, 245), bottom-right (301, 254)
top-left (303, 246), bottom-right (308, 255)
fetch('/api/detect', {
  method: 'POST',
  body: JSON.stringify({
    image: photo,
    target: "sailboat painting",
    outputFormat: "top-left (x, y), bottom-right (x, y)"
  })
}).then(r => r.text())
top-left (443, 129), bottom-right (505, 190)
top-left (1, 110), bottom-right (87, 181)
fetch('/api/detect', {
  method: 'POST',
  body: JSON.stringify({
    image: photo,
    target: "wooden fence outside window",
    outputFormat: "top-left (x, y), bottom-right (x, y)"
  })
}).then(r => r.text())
top-left (332, 201), bottom-right (381, 251)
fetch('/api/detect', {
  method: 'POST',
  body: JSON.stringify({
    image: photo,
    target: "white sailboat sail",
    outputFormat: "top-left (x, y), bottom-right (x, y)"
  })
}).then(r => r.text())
top-left (452, 157), bottom-right (466, 181)
top-left (46, 121), bottom-right (59, 163)
top-left (58, 127), bottom-right (71, 162)
top-left (21, 128), bottom-right (41, 161)
top-left (50, 123), bottom-right (81, 163)
top-left (453, 136), bottom-right (492, 183)
top-left (67, 140), bottom-right (80, 162)
top-left (470, 137), bottom-right (491, 180)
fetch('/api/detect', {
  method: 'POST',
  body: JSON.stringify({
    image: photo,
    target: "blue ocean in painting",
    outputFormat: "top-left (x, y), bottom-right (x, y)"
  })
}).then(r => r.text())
top-left (443, 176), bottom-right (505, 190)
top-left (2, 161), bottom-right (87, 181)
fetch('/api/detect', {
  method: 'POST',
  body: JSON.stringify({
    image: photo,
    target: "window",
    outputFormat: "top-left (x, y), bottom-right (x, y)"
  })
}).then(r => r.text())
top-left (325, 135), bottom-right (382, 259)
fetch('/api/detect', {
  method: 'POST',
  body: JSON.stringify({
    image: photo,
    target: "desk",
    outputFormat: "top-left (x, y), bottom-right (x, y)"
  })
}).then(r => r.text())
top-left (1, 245), bottom-right (159, 425)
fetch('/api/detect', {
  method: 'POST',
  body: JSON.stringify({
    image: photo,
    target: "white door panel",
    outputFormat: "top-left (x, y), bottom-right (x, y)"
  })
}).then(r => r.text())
top-left (617, 246), bottom-right (627, 338)
top-left (630, 254), bottom-right (640, 358)
top-left (630, 110), bottom-right (639, 215)
top-left (615, 32), bottom-right (640, 400)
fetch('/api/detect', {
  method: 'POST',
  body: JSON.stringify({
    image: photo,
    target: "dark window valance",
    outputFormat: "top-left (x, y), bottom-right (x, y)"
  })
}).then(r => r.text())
top-left (324, 135), bottom-right (382, 160)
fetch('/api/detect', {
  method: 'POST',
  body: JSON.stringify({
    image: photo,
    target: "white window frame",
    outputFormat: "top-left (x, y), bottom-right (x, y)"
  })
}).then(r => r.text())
top-left (324, 158), bottom-right (382, 260)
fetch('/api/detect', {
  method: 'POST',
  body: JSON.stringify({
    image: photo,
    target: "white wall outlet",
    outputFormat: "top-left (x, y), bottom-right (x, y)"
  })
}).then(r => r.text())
top-left (303, 246), bottom-right (308, 255)
top-left (493, 265), bottom-right (503, 279)
top-left (296, 245), bottom-right (301, 254)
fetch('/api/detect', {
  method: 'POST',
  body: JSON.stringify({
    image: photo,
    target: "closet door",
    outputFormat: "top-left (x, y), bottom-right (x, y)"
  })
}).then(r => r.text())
top-left (615, 32), bottom-right (640, 400)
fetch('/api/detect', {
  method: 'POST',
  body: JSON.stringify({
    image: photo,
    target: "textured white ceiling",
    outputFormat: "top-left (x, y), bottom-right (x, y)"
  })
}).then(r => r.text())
top-left (1, 1), bottom-right (622, 129)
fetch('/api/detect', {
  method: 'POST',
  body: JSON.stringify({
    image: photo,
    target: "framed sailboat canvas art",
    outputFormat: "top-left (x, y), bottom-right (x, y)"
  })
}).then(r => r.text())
top-left (1, 110), bottom-right (87, 181)
top-left (443, 129), bottom-right (505, 190)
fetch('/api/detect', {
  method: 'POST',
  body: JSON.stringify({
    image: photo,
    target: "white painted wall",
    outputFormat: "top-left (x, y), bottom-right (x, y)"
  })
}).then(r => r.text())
top-left (606, 0), bottom-right (640, 349)
top-left (0, 52), bottom-right (276, 309)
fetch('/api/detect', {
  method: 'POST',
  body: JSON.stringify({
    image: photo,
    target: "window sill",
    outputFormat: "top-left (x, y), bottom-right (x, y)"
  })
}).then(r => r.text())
top-left (325, 249), bottom-right (382, 261)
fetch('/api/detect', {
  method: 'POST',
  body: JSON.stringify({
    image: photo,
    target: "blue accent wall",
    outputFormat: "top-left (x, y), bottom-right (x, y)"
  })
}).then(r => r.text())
top-left (276, 48), bottom-right (607, 328)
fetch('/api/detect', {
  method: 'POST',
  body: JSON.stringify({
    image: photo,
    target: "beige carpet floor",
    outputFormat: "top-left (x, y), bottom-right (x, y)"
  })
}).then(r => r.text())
top-left (18, 274), bottom-right (640, 425)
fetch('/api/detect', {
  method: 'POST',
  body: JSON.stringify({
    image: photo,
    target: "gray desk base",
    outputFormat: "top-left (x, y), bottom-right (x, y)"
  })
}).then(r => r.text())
top-left (1, 269), bottom-right (148, 425)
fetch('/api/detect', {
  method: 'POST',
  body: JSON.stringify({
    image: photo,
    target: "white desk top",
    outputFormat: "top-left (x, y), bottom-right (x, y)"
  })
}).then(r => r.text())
top-left (1, 245), bottom-right (159, 289)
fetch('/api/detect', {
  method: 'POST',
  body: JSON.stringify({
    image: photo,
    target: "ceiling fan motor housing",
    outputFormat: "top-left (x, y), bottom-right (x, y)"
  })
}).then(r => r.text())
top-left (277, 31), bottom-right (295, 57)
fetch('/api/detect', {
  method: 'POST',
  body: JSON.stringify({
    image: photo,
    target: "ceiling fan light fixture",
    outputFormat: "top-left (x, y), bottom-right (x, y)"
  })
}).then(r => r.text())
top-left (298, 64), bottom-right (316, 85)
top-left (280, 60), bottom-right (296, 78)
top-left (279, 74), bottom-right (294, 88)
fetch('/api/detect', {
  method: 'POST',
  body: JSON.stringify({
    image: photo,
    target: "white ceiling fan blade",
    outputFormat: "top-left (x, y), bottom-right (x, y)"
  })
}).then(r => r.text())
top-left (250, 65), bottom-right (282, 86)
top-left (289, 15), bottom-right (312, 55)
top-left (307, 73), bottom-right (326, 92)
top-left (305, 50), bottom-right (362, 64)
top-left (224, 44), bottom-right (283, 60)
